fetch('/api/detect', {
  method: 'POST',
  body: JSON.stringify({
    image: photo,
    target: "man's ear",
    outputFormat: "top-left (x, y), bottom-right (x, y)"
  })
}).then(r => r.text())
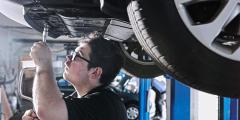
top-left (89, 67), bottom-right (102, 80)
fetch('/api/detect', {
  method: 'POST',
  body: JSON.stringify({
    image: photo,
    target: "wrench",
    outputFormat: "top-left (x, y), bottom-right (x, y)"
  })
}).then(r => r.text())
top-left (42, 25), bottom-right (48, 43)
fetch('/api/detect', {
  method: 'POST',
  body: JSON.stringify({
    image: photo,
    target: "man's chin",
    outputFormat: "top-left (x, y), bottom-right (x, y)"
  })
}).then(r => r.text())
top-left (63, 72), bottom-right (68, 80)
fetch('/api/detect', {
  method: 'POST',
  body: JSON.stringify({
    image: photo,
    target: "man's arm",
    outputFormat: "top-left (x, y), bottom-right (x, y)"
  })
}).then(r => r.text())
top-left (30, 41), bottom-right (68, 120)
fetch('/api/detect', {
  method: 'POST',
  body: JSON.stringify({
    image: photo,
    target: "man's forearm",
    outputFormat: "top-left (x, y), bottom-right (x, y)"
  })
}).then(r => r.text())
top-left (29, 42), bottom-right (68, 120)
top-left (32, 65), bottom-right (63, 111)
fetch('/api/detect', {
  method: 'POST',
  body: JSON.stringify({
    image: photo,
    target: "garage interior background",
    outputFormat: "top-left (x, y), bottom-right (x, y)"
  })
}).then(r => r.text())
top-left (0, 8), bottom-right (239, 120)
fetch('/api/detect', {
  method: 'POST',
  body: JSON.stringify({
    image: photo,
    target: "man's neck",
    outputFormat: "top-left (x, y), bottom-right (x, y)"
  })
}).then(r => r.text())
top-left (75, 86), bottom-right (91, 97)
top-left (75, 84), bottom-right (101, 97)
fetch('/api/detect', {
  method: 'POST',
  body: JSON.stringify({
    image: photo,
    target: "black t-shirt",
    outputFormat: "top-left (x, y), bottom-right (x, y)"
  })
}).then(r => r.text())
top-left (64, 86), bottom-right (128, 120)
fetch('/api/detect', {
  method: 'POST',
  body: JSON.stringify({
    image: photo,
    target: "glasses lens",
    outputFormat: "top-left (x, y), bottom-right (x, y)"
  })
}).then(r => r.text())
top-left (70, 51), bottom-right (91, 64)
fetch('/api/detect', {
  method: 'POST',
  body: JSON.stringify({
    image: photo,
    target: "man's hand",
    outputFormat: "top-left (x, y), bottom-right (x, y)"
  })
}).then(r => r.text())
top-left (22, 109), bottom-right (39, 120)
top-left (30, 41), bottom-right (52, 70)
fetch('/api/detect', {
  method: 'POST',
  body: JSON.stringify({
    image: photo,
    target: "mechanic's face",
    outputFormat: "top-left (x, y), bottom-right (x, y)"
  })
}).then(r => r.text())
top-left (63, 43), bottom-right (92, 86)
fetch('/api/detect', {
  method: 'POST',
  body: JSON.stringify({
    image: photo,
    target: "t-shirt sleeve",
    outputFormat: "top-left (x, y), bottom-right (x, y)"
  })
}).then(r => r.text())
top-left (63, 97), bottom-right (97, 120)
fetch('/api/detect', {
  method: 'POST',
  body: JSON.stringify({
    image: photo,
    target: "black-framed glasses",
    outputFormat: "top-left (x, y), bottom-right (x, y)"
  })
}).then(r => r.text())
top-left (70, 51), bottom-right (91, 64)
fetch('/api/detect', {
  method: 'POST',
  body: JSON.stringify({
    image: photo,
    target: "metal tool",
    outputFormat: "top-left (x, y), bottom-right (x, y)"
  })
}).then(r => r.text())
top-left (42, 24), bottom-right (48, 43)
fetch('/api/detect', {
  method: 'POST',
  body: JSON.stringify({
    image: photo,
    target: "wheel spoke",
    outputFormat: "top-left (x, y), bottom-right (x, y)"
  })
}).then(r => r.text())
top-left (193, 0), bottom-right (239, 46)
top-left (175, 0), bottom-right (240, 47)
top-left (231, 47), bottom-right (240, 60)
top-left (175, 0), bottom-right (193, 5)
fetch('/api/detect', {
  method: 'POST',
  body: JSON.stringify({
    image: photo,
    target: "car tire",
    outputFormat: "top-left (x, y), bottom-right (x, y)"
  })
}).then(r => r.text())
top-left (119, 41), bottom-right (163, 78)
top-left (127, 0), bottom-right (240, 97)
top-left (126, 103), bottom-right (139, 120)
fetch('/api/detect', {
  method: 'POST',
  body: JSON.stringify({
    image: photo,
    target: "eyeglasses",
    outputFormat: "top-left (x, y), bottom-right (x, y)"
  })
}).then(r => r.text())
top-left (69, 51), bottom-right (91, 64)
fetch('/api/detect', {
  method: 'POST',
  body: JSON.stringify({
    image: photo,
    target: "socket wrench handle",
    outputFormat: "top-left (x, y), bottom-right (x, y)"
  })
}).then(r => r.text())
top-left (42, 25), bottom-right (48, 43)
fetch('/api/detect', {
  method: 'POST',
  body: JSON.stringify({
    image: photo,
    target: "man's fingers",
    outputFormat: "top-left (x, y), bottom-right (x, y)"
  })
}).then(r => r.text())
top-left (23, 109), bottom-right (37, 117)
top-left (22, 110), bottom-right (34, 120)
top-left (22, 109), bottom-right (39, 120)
top-left (22, 115), bottom-right (33, 120)
top-left (30, 41), bottom-right (47, 54)
top-left (33, 42), bottom-right (40, 47)
top-left (23, 109), bottom-right (34, 116)
top-left (31, 110), bottom-right (37, 117)
top-left (33, 41), bottom-right (46, 47)
top-left (37, 41), bottom-right (47, 46)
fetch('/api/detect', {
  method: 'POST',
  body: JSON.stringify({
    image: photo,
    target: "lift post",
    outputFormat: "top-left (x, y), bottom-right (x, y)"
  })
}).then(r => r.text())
top-left (221, 98), bottom-right (238, 120)
top-left (230, 99), bottom-right (238, 120)
top-left (165, 75), bottom-right (190, 120)
top-left (139, 78), bottom-right (151, 120)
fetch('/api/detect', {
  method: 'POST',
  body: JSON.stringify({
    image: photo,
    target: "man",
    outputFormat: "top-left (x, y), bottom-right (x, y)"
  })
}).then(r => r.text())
top-left (22, 36), bottom-right (128, 120)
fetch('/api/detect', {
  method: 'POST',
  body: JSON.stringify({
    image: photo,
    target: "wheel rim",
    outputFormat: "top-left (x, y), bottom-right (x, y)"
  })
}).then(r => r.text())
top-left (119, 39), bottom-right (155, 65)
top-left (126, 106), bottom-right (139, 119)
top-left (174, 0), bottom-right (240, 61)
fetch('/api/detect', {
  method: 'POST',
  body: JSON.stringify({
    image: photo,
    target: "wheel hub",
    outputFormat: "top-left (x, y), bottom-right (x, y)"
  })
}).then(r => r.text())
top-left (126, 106), bottom-right (139, 119)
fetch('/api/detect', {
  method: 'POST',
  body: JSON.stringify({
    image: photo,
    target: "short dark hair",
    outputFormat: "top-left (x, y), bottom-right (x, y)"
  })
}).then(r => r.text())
top-left (79, 35), bottom-right (123, 86)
